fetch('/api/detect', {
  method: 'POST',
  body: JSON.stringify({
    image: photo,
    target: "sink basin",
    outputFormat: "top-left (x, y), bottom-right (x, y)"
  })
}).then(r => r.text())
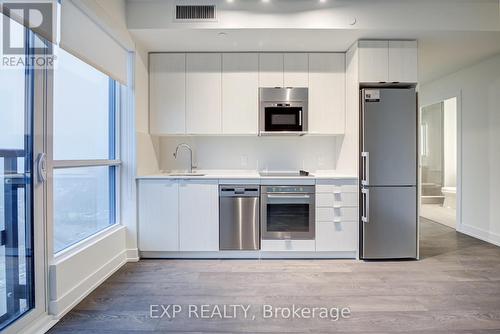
top-left (166, 172), bottom-right (206, 177)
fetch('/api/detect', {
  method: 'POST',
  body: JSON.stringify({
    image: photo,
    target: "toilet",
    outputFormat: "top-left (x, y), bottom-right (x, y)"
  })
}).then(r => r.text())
top-left (441, 187), bottom-right (456, 209)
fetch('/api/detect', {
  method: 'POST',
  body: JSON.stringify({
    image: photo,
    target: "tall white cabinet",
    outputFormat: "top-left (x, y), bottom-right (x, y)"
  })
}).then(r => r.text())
top-left (222, 53), bottom-right (259, 134)
top-left (308, 53), bottom-right (345, 134)
top-left (149, 53), bottom-right (186, 135)
top-left (186, 53), bottom-right (222, 134)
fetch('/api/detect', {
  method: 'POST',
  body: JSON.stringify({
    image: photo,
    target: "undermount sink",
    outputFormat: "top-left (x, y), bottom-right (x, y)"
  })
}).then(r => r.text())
top-left (166, 172), bottom-right (205, 177)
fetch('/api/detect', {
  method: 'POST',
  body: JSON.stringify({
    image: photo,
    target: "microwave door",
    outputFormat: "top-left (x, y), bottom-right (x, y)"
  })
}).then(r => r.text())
top-left (264, 106), bottom-right (304, 132)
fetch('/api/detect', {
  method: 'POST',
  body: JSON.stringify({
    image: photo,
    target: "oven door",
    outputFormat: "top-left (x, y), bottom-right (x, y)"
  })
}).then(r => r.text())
top-left (261, 191), bottom-right (315, 240)
top-left (263, 106), bottom-right (304, 132)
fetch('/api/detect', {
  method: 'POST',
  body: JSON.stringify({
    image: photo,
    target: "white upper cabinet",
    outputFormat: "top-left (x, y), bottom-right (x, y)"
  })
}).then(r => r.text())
top-left (388, 40), bottom-right (418, 83)
top-left (358, 40), bottom-right (389, 83)
top-left (358, 40), bottom-right (418, 83)
top-left (259, 53), bottom-right (284, 87)
top-left (178, 180), bottom-right (219, 252)
top-left (149, 53), bottom-right (186, 135)
top-left (138, 180), bottom-right (179, 252)
top-left (284, 53), bottom-right (309, 87)
top-left (222, 53), bottom-right (259, 135)
top-left (308, 53), bottom-right (345, 134)
top-left (186, 53), bottom-right (222, 134)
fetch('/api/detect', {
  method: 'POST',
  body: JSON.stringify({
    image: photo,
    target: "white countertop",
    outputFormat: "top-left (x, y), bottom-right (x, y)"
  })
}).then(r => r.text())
top-left (136, 170), bottom-right (357, 180)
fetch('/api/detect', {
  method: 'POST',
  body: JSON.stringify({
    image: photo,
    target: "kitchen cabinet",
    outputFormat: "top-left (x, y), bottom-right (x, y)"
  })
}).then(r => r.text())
top-left (222, 53), bottom-right (259, 134)
top-left (315, 179), bottom-right (358, 253)
top-left (358, 40), bottom-right (418, 83)
top-left (284, 53), bottom-right (308, 87)
top-left (388, 40), bottom-right (418, 83)
top-left (259, 53), bottom-right (284, 87)
top-left (186, 53), bottom-right (222, 134)
top-left (178, 180), bottom-right (219, 251)
top-left (138, 180), bottom-right (179, 251)
top-left (149, 53), bottom-right (186, 135)
top-left (358, 40), bottom-right (389, 83)
top-left (308, 53), bottom-right (345, 134)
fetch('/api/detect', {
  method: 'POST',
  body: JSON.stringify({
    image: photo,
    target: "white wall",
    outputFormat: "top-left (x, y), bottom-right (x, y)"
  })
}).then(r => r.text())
top-left (443, 97), bottom-right (457, 188)
top-left (420, 53), bottom-right (500, 246)
top-left (160, 136), bottom-right (340, 173)
top-left (135, 43), bottom-right (160, 176)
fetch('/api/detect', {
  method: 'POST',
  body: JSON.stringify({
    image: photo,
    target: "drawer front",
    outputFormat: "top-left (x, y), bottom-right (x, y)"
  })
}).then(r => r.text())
top-left (316, 192), bottom-right (358, 208)
top-left (261, 239), bottom-right (316, 251)
top-left (317, 207), bottom-right (358, 222)
top-left (316, 221), bottom-right (357, 252)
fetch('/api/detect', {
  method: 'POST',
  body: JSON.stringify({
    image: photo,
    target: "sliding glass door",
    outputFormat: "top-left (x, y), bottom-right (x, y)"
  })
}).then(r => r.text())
top-left (0, 15), bottom-right (46, 331)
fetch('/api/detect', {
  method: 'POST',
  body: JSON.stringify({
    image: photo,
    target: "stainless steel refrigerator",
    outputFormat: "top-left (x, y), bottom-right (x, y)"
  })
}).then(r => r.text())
top-left (360, 88), bottom-right (418, 259)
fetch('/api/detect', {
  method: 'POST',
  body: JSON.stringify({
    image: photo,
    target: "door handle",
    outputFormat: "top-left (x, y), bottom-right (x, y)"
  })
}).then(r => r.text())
top-left (267, 194), bottom-right (310, 199)
top-left (361, 151), bottom-right (369, 186)
top-left (36, 153), bottom-right (47, 183)
top-left (361, 188), bottom-right (370, 223)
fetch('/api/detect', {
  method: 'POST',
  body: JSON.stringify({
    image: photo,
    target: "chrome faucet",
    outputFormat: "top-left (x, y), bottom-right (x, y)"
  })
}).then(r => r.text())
top-left (173, 143), bottom-right (196, 173)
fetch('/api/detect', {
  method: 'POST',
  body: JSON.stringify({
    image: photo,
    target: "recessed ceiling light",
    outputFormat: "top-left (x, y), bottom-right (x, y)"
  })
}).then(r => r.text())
top-left (218, 32), bottom-right (228, 37)
top-left (226, 0), bottom-right (234, 3)
top-left (262, 0), bottom-right (270, 3)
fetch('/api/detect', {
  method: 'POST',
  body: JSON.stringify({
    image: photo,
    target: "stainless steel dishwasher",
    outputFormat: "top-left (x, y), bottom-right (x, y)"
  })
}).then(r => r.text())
top-left (219, 185), bottom-right (260, 250)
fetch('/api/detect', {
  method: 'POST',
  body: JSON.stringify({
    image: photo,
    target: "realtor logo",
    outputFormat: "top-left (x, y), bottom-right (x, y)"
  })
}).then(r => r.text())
top-left (2, 2), bottom-right (54, 56)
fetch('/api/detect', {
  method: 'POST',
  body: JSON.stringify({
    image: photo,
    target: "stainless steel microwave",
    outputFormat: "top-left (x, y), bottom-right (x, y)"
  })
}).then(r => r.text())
top-left (259, 87), bottom-right (308, 136)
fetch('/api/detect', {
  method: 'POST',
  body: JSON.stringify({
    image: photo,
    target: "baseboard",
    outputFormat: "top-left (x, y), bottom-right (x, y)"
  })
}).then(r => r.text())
top-left (458, 224), bottom-right (500, 247)
top-left (49, 250), bottom-right (127, 318)
top-left (140, 250), bottom-right (357, 259)
top-left (126, 248), bottom-right (140, 262)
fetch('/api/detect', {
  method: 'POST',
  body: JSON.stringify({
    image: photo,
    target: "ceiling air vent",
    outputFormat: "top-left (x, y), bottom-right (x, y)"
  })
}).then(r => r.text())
top-left (175, 5), bottom-right (216, 21)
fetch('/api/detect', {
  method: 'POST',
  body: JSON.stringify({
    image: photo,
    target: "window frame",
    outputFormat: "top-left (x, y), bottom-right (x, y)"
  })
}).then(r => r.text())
top-left (51, 74), bottom-right (122, 255)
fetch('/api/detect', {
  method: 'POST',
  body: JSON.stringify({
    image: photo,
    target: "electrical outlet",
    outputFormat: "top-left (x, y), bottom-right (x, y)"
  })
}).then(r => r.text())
top-left (240, 155), bottom-right (248, 167)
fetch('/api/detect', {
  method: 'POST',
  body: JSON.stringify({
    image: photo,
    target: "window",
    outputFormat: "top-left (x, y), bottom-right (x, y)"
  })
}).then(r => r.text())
top-left (53, 47), bottom-right (120, 253)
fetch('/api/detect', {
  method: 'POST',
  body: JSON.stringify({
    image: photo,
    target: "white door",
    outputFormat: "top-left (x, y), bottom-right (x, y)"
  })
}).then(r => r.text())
top-left (138, 180), bottom-right (179, 251)
top-left (308, 53), bottom-right (345, 134)
top-left (179, 180), bottom-right (219, 251)
top-left (358, 40), bottom-right (389, 83)
top-left (149, 53), bottom-right (186, 135)
top-left (388, 41), bottom-right (418, 83)
top-left (284, 53), bottom-right (309, 87)
top-left (259, 53), bottom-right (284, 87)
top-left (186, 53), bottom-right (222, 134)
top-left (222, 53), bottom-right (259, 134)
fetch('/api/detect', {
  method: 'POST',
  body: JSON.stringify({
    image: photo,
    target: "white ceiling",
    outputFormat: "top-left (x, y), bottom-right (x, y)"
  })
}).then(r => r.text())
top-left (126, 0), bottom-right (500, 84)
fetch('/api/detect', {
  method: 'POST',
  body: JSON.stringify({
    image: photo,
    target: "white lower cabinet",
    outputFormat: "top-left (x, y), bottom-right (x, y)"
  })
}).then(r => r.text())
top-left (316, 221), bottom-right (357, 252)
top-left (138, 179), bottom-right (219, 252)
top-left (138, 180), bottom-right (179, 252)
top-left (315, 179), bottom-right (358, 253)
top-left (179, 180), bottom-right (219, 251)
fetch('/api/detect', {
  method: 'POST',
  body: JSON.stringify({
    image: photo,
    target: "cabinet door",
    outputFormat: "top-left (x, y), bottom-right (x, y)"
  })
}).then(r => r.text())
top-left (316, 221), bottom-right (357, 252)
top-left (358, 40), bottom-right (389, 83)
top-left (222, 53), bottom-right (259, 134)
top-left (284, 53), bottom-right (308, 87)
top-left (388, 41), bottom-right (418, 83)
top-left (259, 53), bottom-right (284, 87)
top-left (138, 180), bottom-right (179, 251)
top-left (149, 53), bottom-right (186, 135)
top-left (179, 180), bottom-right (219, 251)
top-left (186, 53), bottom-right (222, 134)
top-left (308, 53), bottom-right (345, 134)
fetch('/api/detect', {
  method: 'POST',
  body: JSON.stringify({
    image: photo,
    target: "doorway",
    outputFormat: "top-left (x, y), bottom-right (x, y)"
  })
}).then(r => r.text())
top-left (420, 97), bottom-right (458, 229)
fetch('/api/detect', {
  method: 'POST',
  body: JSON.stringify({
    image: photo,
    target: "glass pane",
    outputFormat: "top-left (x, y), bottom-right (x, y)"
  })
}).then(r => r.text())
top-left (53, 47), bottom-right (111, 160)
top-left (53, 166), bottom-right (115, 253)
top-left (267, 204), bottom-right (310, 232)
top-left (0, 14), bottom-right (35, 330)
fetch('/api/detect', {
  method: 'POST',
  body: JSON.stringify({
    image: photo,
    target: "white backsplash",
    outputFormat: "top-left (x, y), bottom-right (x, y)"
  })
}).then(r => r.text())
top-left (159, 136), bottom-right (342, 172)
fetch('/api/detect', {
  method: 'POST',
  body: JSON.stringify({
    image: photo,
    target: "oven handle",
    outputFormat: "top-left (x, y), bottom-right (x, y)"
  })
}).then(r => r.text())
top-left (266, 194), bottom-right (311, 199)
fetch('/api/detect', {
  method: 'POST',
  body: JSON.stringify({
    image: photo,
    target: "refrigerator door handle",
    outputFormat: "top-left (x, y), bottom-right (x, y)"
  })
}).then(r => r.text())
top-left (361, 152), bottom-right (369, 186)
top-left (361, 188), bottom-right (370, 223)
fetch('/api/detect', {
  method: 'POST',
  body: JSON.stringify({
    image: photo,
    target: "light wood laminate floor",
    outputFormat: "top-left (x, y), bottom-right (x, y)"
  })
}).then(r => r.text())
top-left (48, 219), bottom-right (500, 333)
